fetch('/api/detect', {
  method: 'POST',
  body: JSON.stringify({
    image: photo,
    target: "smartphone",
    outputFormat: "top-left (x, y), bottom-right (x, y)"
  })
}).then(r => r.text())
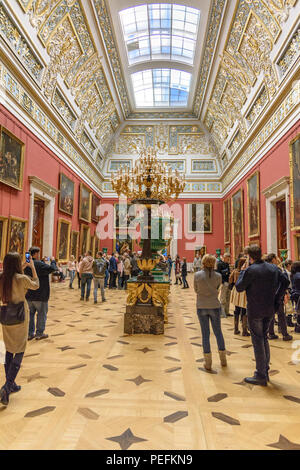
top-left (25, 252), bottom-right (31, 263)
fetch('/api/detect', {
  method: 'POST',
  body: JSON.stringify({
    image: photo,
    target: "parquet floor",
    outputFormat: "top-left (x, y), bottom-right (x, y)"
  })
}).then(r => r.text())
top-left (1, 275), bottom-right (300, 450)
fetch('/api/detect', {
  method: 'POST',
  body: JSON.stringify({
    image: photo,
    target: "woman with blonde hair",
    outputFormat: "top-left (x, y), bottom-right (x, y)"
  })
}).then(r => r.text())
top-left (229, 257), bottom-right (250, 336)
top-left (194, 254), bottom-right (227, 371)
top-left (0, 252), bottom-right (39, 406)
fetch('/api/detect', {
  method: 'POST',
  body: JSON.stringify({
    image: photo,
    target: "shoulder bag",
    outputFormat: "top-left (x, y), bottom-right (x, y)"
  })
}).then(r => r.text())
top-left (0, 302), bottom-right (25, 326)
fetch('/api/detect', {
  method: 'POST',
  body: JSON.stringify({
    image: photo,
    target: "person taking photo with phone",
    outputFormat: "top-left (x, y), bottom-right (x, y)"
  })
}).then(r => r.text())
top-left (0, 252), bottom-right (39, 406)
top-left (24, 247), bottom-right (57, 341)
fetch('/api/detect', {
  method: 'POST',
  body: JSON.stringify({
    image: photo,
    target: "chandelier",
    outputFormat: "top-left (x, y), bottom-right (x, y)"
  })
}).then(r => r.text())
top-left (111, 147), bottom-right (185, 202)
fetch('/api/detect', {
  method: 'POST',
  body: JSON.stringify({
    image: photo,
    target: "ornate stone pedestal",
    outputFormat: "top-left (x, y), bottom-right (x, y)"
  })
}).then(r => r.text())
top-left (124, 280), bottom-right (170, 334)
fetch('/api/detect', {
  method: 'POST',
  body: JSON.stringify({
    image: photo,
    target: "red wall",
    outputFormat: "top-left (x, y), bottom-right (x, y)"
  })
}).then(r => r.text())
top-left (222, 119), bottom-right (300, 260)
top-left (0, 105), bottom-right (101, 258)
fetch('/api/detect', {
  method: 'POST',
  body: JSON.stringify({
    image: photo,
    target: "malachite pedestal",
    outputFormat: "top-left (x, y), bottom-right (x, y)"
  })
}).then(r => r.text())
top-left (124, 268), bottom-right (170, 335)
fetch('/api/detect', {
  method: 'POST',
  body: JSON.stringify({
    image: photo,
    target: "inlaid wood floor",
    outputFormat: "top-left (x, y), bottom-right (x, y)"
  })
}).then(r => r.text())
top-left (1, 276), bottom-right (300, 450)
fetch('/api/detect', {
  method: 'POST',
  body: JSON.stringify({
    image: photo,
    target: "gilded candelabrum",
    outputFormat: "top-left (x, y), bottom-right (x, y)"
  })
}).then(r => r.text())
top-left (111, 147), bottom-right (185, 280)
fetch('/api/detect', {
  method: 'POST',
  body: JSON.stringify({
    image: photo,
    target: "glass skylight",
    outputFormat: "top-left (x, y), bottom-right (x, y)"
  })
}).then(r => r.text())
top-left (131, 69), bottom-right (191, 107)
top-left (120, 4), bottom-right (200, 65)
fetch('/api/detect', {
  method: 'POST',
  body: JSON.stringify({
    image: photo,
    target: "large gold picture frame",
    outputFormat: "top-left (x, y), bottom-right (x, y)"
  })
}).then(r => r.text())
top-left (80, 224), bottom-right (90, 255)
top-left (70, 230), bottom-right (79, 259)
top-left (56, 218), bottom-right (71, 262)
top-left (7, 216), bottom-right (28, 261)
top-left (59, 173), bottom-right (75, 216)
top-left (79, 183), bottom-right (92, 223)
top-left (0, 126), bottom-right (25, 191)
top-left (231, 189), bottom-right (244, 261)
top-left (0, 216), bottom-right (8, 262)
top-left (294, 234), bottom-right (300, 261)
top-left (223, 199), bottom-right (231, 245)
top-left (247, 170), bottom-right (260, 239)
top-left (188, 203), bottom-right (212, 233)
top-left (289, 133), bottom-right (300, 231)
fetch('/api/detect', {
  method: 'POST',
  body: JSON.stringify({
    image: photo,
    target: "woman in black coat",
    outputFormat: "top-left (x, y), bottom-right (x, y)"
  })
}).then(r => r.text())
top-left (181, 257), bottom-right (189, 289)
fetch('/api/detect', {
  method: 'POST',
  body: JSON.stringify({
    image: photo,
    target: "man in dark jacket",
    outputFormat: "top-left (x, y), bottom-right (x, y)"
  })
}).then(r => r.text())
top-left (217, 253), bottom-right (231, 317)
top-left (236, 245), bottom-right (288, 386)
top-left (265, 253), bottom-right (292, 341)
top-left (25, 247), bottom-right (57, 340)
top-left (108, 252), bottom-right (118, 289)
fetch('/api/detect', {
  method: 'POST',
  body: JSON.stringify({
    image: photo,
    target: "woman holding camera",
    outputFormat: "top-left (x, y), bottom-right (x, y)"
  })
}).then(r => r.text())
top-left (0, 252), bottom-right (39, 406)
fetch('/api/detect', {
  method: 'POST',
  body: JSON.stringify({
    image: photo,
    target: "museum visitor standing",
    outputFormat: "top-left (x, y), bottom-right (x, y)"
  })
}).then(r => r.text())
top-left (25, 247), bottom-right (57, 341)
top-left (0, 252), bottom-right (39, 406)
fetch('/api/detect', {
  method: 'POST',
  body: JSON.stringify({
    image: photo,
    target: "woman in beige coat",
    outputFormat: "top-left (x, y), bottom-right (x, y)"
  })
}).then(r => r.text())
top-left (229, 257), bottom-right (250, 336)
top-left (0, 252), bottom-right (39, 406)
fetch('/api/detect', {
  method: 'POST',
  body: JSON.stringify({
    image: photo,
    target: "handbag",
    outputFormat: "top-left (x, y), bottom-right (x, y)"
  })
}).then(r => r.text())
top-left (0, 302), bottom-right (25, 326)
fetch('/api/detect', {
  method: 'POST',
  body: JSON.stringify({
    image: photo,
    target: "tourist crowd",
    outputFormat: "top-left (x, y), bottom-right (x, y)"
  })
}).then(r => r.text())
top-left (0, 244), bottom-right (300, 406)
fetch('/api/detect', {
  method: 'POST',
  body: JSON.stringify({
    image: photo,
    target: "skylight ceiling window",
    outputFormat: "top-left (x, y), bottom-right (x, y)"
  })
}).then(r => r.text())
top-left (120, 4), bottom-right (200, 65)
top-left (131, 69), bottom-right (191, 107)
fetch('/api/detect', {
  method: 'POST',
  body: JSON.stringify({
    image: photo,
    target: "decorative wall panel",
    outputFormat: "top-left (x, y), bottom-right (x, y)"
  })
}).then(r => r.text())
top-left (0, 2), bottom-right (43, 82)
top-left (278, 25), bottom-right (300, 77)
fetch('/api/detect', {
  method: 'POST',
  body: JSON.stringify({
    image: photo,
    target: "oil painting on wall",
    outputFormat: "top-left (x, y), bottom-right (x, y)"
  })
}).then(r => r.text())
top-left (290, 134), bottom-right (300, 230)
top-left (247, 171), bottom-right (260, 239)
top-left (223, 199), bottom-right (231, 245)
top-left (7, 217), bottom-right (28, 260)
top-left (188, 203), bottom-right (212, 233)
top-left (80, 224), bottom-right (90, 255)
top-left (79, 184), bottom-right (92, 223)
top-left (0, 217), bottom-right (8, 262)
top-left (70, 230), bottom-right (79, 259)
top-left (59, 173), bottom-right (74, 216)
top-left (0, 127), bottom-right (24, 190)
top-left (57, 219), bottom-right (71, 262)
top-left (232, 189), bottom-right (244, 260)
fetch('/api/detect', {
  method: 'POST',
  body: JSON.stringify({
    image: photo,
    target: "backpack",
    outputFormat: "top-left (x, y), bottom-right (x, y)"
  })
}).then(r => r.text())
top-left (94, 259), bottom-right (106, 276)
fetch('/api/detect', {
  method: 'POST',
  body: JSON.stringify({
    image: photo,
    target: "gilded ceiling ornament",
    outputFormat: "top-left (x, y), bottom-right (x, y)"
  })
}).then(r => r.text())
top-left (42, 18), bottom-right (82, 100)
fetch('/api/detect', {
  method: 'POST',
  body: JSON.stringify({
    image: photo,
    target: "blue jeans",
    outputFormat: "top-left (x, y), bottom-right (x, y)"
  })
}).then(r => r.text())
top-left (81, 273), bottom-right (93, 299)
top-left (94, 278), bottom-right (105, 301)
top-left (104, 269), bottom-right (109, 288)
top-left (248, 316), bottom-right (271, 379)
top-left (69, 270), bottom-right (75, 287)
top-left (197, 308), bottom-right (225, 354)
top-left (28, 301), bottom-right (48, 337)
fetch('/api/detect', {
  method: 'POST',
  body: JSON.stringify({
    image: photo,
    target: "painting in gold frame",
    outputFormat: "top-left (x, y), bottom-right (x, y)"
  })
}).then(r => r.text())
top-left (79, 183), bottom-right (92, 223)
top-left (195, 246), bottom-right (206, 258)
top-left (7, 216), bottom-right (28, 260)
top-left (188, 203), bottom-right (212, 233)
top-left (92, 194), bottom-right (100, 223)
top-left (113, 232), bottom-right (133, 254)
top-left (56, 219), bottom-right (71, 262)
top-left (59, 173), bottom-right (74, 216)
top-left (231, 189), bottom-right (244, 260)
top-left (289, 133), bottom-right (300, 231)
top-left (70, 230), bottom-right (79, 259)
top-left (223, 199), bottom-right (231, 244)
top-left (0, 126), bottom-right (25, 191)
top-left (294, 234), bottom-right (300, 261)
top-left (247, 171), bottom-right (260, 239)
top-left (0, 216), bottom-right (8, 262)
top-left (80, 224), bottom-right (90, 255)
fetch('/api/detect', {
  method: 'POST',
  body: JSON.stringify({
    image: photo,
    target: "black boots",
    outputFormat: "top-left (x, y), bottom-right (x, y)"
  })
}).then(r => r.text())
top-left (242, 315), bottom-right (250, 336)
top-left (234, 316), bottom-right (240, 335)
top-left (244, 373), bottom-right (268, 387)
top-left (1, 362), bottom-right (22, 405)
